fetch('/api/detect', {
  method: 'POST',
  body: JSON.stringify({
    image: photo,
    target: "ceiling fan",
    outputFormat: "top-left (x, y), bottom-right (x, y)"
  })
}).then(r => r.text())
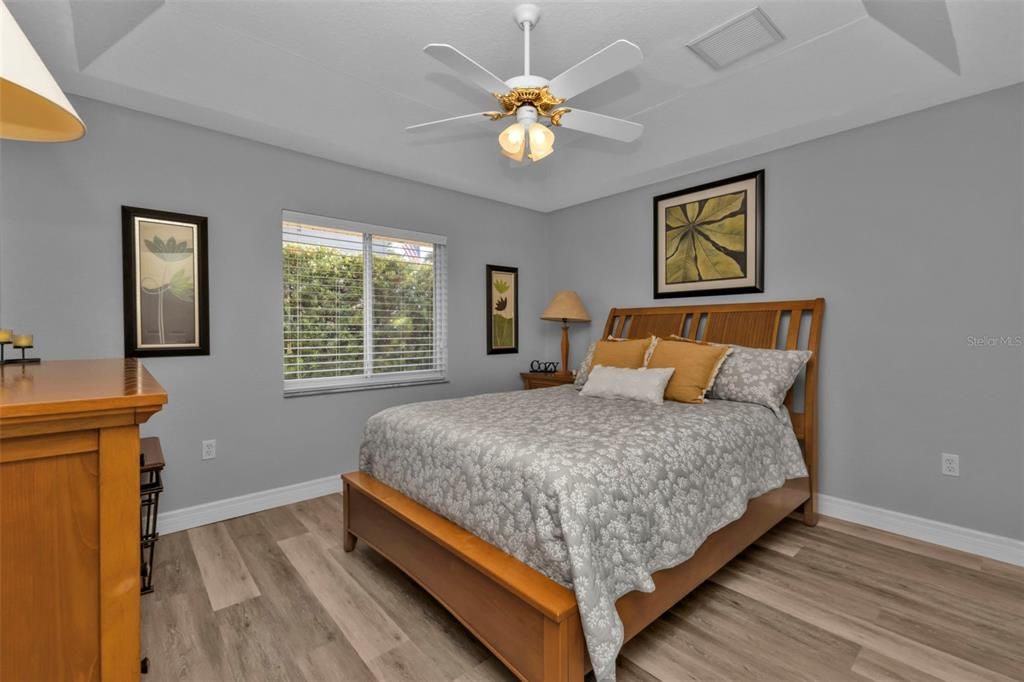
top-left (407, 3), bottom-right (644, 163)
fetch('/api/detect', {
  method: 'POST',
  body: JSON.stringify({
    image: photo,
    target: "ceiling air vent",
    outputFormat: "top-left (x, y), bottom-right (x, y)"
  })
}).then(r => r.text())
top-left (687, 7), bottom-right (785, 70)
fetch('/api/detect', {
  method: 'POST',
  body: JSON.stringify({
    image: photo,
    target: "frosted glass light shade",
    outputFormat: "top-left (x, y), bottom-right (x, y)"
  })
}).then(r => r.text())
top-left (0, 1), bottom-right (85, 141)
top-left (498, 122), bottom-right (526, 161)
top-left (528, 123), bottom-right (554, 161)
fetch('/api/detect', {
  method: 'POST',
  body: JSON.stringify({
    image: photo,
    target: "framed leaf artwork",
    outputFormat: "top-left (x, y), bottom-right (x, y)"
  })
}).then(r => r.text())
top-left (486, 264), bottom-right (518, 354)
top-left (122, 206), bottom-right (210, 356)
top-left (653, 170), bottom-right (764, 298)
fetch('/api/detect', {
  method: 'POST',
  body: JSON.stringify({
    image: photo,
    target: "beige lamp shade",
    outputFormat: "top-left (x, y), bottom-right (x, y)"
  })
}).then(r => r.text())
top-left (1, 1), bottom-right (85, 141)
top-left (541, 290), bottom-right (590, 322)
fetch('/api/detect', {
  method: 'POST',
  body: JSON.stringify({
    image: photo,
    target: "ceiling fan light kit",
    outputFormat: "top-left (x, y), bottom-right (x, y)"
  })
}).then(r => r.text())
top-left (497, 104), bottom-right (555, 162)
top-left (408, 3), bottom-right (644, 164)
top-left (499, 122), bottom-right (525, 160)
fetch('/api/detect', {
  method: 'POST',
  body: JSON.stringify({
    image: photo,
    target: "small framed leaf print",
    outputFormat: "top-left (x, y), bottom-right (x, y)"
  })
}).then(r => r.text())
top-left (653, 170), bottom-right (764, 298)
top-left (486, 264), bottom-right (518, 354)
top-left (122, 206), bottom-right (210, 356)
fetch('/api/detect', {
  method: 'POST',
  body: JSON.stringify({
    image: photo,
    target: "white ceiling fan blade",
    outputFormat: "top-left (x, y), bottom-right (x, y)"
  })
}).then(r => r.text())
top-left (548, 39), bottom-right (643, 101)
top-left (556, 109), bottom-right (643, 142)
top-left (424, 44), bottom-right (508, 94)
top-left (406, 112), bottom-right (494, 131)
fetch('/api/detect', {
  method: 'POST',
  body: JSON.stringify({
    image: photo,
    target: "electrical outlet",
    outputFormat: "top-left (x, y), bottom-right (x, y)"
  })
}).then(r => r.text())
top-left (941, 453), bottom-right (959, 477)
top-left (202, 439), bottom-right (216, 461)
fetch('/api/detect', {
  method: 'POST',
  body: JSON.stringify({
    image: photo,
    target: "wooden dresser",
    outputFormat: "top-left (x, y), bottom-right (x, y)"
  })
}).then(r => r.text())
top-left (0, 359), bottom-right (167, 681)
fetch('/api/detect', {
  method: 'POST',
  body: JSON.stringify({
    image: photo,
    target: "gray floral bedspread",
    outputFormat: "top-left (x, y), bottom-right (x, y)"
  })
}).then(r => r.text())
top-left (359, 386), bottom-right (807, 681)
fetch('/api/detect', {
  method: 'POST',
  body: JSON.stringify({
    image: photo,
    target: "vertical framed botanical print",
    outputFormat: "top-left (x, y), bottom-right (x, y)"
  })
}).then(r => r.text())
top-left (122, 206), bottom-right (210, 356)
top-left (486, 264), bottom-right (518, 354)
top-left (653, 170), bottom-right (764, 298)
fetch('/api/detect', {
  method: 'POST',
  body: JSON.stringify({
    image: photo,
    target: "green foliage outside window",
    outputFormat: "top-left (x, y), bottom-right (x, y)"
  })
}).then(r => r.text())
top-left (283, 243), bottom-right (435, 380)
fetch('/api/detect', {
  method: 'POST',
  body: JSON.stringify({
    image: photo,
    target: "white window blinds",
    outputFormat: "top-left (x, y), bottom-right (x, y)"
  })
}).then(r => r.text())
top-left (282, 210), bottom-right (447, 395)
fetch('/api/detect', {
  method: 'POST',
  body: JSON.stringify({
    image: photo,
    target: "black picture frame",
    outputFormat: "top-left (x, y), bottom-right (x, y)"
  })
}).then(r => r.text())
top-left (122, 205), bottom-right (210, 357)
top-left (486, 264), bottom-right (518, 355)
top-left (652, 170), bottom-right (765, 298)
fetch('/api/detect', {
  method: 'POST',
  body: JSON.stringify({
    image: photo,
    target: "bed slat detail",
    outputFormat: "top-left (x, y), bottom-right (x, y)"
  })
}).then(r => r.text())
top-left (783, 310), bottom-right (804, 413)
top-left (628, 313), bottom-right (685, 340)
top-left (784, 309), bottom-right (802, 350)
top-left (704, 310), bottom-right (780, 348)
top-left (686, 313), bottom-right (700, 340)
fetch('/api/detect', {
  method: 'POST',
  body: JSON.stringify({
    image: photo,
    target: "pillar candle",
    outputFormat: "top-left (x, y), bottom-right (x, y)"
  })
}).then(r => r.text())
top-left (0, 329), bottom-right (11, 343)
top-left (12, 334), bottom-right (33, 348)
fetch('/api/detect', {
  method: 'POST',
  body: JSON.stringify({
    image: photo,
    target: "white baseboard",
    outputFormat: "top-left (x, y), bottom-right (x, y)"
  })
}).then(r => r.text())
top-left (819, 494), bottom-right (1023, 566)
top-left (157, 474), bottom-right (341, 535)
top-left (156, 475), bottom-right (1023, 567)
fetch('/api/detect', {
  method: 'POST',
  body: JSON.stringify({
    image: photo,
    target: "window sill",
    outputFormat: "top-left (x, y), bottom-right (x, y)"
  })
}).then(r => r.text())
top-left (283, 377), bottom-right (449, 398)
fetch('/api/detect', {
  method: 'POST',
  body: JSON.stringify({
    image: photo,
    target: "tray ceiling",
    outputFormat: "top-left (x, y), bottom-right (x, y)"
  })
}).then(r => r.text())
top-left (8, 0), bottom-right (1023, 212)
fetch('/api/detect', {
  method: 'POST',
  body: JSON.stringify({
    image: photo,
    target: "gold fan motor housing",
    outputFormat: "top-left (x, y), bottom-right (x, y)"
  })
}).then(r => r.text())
top-left (486, 86), bottom-right (571, 126)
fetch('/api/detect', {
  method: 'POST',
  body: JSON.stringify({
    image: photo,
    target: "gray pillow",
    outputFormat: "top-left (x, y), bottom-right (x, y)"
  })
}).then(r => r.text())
top-left (574, 341), bottom-right (599, 388)
top-left (709, 346), bottom-right (812, 416)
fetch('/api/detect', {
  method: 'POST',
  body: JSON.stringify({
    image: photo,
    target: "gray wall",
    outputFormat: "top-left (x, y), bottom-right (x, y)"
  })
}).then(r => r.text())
top-left (2, 87), bottom-right (1021, 540)
top-left (0, 96), bottom-right (550, 512)
top-left (544, 84), bottom-right (1024, 540)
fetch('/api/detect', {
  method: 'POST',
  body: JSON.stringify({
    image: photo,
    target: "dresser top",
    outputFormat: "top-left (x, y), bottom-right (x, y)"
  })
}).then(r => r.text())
top-left (0, 358), bottom-right (167, 421)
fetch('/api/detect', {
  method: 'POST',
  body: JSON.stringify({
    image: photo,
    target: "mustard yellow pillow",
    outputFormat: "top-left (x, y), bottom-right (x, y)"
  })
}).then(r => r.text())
top-left (645, 339), bottom-right (731, 403)
top-left (668, 334), bottom-right (724, 346)
top-left (590, 337), bottom-right (653, 369)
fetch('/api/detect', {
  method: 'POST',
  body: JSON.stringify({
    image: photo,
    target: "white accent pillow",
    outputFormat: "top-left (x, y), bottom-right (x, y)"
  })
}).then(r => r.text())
top-left (580, 365), bottom-right (676, 404)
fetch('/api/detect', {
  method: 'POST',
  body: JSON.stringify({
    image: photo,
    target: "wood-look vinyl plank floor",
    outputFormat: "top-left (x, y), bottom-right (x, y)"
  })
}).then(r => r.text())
top-left (188, 523), bottom-right (261, 611)
top-left (141, 496), bottom-right (1023, 682)
top-left (223, 514), bottom-right (350, 656)
top-left (279, 532), bottom-right (409, 661)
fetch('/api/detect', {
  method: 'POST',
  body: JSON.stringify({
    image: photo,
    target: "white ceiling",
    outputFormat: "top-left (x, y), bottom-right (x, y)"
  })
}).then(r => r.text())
top-left (9, 0), bottom-right (1024, 212)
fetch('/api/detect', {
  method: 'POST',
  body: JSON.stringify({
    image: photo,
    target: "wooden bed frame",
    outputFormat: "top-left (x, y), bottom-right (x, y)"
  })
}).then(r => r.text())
top-left (343, 298), bottom-right (825, 681)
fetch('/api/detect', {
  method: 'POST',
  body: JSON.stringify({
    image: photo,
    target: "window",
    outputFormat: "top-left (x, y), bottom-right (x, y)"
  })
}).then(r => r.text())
top-left (282, 210), bottom-right (447, 395)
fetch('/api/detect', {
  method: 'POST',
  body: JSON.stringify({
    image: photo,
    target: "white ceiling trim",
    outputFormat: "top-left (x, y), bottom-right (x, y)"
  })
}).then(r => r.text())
top-left (7, 0), bottom-right (1024, 212)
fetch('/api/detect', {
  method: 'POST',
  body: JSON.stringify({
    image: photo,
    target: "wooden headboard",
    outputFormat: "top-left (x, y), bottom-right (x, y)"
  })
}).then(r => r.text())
top-left (603, 298), bottom-right (825, 510)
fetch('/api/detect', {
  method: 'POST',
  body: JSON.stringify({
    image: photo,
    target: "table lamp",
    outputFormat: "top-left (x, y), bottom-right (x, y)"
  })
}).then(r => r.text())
top-left (541, 290), bottom-right (590, 377)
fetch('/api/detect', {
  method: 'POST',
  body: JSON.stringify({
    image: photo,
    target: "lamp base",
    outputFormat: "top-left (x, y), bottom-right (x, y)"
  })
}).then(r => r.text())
top-left (560, 320), bottom-right (570, 378)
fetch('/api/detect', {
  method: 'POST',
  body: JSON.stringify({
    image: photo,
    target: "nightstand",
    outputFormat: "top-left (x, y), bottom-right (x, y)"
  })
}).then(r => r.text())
top-left (520, 372), bottom-right (575, 390)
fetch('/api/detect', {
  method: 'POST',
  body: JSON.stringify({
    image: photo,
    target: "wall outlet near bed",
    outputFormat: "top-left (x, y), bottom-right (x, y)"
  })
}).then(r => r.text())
top-left (202, 439), bottom-right (217, 461)
top-left (941, 453), bottom-right (959, 477)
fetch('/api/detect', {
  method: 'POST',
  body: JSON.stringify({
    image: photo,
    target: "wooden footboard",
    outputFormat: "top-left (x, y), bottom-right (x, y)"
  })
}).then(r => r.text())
top-left (343, 472), bottom-right (585, 682)
top-left (343, 472), bottom-right (809, 681)
top-left (615, 477), bottom-right (809, 642)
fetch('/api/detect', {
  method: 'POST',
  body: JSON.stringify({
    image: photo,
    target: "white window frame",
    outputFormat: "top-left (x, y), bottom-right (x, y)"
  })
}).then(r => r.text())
top-left (282, 210), bottom-right (448, 397)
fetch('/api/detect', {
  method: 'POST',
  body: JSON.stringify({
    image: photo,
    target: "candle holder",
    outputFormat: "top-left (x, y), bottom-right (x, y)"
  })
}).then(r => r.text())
top-left (0, 329), bottom-right (11, 363)
top-left (5, 345), bottom-right (41, 365)
top-left (6, 334), bottom-right (40, 365)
